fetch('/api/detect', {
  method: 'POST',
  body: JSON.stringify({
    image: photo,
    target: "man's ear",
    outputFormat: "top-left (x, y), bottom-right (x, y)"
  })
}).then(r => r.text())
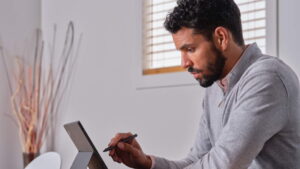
top-left (213, 27), bottom-right (229, 51)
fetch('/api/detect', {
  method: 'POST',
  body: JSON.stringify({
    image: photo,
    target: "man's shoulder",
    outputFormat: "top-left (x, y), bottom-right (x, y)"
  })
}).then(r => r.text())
top-left (242, 55), bottom-right (297, 81)
top-left (245, 55), bottom-right (281, 74)
top-left (239, 54), bottom-right (299, 94)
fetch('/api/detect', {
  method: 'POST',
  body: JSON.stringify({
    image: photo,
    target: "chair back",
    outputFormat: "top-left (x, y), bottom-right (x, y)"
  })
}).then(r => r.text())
top-left (25, 152), bottom-right (61, 169)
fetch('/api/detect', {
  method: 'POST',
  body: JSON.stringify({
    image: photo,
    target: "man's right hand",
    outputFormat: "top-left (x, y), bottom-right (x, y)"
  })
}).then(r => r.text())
top-left (108, 132), bottom-right (152, 169)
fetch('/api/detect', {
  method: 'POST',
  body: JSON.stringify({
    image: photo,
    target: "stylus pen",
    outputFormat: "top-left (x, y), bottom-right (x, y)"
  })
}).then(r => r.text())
top-left (103, 134), bottom-right (138, 152)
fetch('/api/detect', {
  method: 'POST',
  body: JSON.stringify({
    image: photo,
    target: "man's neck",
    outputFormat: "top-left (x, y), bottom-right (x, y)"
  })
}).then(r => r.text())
top-left (221, 43), bottom-right (247, 79)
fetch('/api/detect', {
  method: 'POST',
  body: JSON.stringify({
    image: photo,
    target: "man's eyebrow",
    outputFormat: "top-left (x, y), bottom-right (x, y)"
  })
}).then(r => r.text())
top-left (179, 44), bottom-right (193, 50)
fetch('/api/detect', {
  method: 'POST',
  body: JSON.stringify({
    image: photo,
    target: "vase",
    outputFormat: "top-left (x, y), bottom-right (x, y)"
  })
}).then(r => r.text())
top-left (23, 152), bottom-right (39, 168)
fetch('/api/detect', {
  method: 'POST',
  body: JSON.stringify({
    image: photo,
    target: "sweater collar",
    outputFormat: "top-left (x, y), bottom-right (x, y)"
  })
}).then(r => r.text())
top-left (216, 43), bottom-right (262, 94)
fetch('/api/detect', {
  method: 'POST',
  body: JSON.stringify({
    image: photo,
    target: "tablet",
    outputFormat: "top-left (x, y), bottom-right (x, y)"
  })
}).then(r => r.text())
top-left (64, 121), bottom-right (108, 169)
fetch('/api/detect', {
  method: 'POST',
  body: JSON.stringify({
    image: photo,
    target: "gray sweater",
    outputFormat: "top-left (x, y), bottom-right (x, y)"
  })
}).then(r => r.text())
top-left (151, 43), bottom-right (300, 169)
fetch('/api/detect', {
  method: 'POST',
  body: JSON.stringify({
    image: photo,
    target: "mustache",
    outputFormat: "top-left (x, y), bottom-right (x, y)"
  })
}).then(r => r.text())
top-left (187, 67), bottom-right (203, 73)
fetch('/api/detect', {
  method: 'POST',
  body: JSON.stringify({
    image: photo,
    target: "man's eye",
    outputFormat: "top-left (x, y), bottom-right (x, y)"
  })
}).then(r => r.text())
top-left (187, 48), bottom-right (195, 52)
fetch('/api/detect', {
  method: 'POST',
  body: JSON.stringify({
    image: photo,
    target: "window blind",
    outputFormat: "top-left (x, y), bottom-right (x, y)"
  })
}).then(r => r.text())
top-left (143, 0), bottom-right (266, 75)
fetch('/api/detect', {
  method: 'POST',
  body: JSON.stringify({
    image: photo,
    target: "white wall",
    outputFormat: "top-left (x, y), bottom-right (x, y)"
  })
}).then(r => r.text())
top-left (41, 1), bottom-right (300, 169)
top-left (1, 0), bottom-right (300, 169)
top-left (278, 0), bottom-right (300, 78)
top-left (0, 0), bottom-right (41, 169)
top-left (41, 1), bottom-right (203, 168)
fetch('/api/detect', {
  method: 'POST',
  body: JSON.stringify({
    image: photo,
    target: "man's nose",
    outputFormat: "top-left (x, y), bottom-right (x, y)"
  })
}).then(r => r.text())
top-left (181, 54), bottom-right (192, 69)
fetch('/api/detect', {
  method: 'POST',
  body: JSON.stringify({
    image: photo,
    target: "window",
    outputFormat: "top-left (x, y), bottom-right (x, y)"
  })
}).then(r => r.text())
top-left (142, 0), bottom-right (277, 76)
top-left (143, 0), bottom-right (182, 75)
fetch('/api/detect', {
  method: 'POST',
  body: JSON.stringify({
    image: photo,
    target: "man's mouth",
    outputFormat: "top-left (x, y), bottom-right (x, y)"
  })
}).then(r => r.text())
top-left (192, 73), bottom-right (200, 79)
top-left (187, 67), bottom-right (202, 73)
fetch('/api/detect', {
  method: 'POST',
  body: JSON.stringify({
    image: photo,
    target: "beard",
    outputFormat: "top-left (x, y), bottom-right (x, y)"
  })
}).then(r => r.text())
top-left (188, 44), bottom-right (226, 88)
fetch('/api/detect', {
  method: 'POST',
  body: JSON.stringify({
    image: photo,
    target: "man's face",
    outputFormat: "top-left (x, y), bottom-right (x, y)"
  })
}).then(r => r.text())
top-left (172, 27), bottom-right (226, 87)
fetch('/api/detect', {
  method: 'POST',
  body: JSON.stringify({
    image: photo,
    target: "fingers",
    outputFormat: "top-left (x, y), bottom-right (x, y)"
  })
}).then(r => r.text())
top-left (109, 147), bottom-right (122, 163)
top-left (116, 142), bottom-right (152, 169)
top-left (109, 132), bottom-right (133, 147)
top-left (117, 142), bottom-right (138, 155)
top-left (109, 148), bottom-right (115, 157)
top-left (111, 153), bottom-right (122, 163)
top-left (108, 132), bottom-right (135, 164)
top-left (107, 133), bottom-right (150, 168)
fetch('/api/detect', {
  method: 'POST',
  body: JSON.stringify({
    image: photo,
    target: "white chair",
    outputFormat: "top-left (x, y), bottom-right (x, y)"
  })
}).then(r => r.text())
top-left (25, 152), bottom-right (61, 169)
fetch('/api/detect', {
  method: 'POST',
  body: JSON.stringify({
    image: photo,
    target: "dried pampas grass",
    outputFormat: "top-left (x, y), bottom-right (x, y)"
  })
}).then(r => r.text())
top-left (0, 21), bottom-right (82, 153)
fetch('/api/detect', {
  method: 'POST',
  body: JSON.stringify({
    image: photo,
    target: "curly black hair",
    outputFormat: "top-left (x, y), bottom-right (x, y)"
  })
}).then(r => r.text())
top-left (164, 0), bottom-right (244, 46)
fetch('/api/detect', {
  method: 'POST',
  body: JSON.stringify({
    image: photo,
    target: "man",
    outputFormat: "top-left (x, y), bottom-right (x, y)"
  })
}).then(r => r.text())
top-left (107, 0), bottom-right (300, 168)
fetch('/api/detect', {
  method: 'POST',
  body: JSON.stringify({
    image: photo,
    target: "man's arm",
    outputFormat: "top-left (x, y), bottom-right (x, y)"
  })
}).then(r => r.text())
top-left (151, 100), bottom-right (212, 169)
top-left (152, 72), bottom-right (288, 169)
top-left (107, 108), bottom-right (212, 169)
top-left (109, 72), bottom-right (288, 169)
